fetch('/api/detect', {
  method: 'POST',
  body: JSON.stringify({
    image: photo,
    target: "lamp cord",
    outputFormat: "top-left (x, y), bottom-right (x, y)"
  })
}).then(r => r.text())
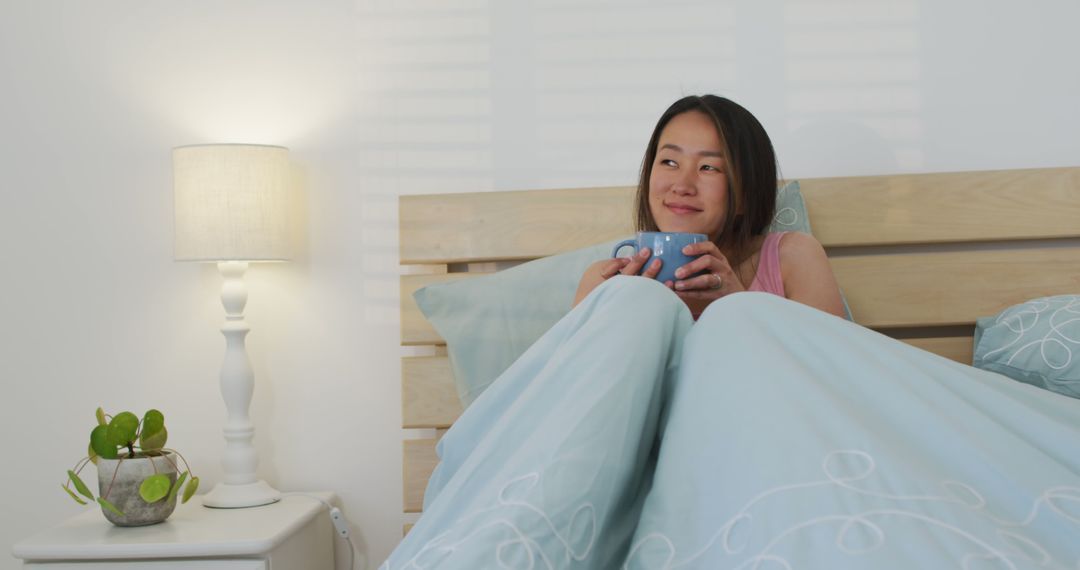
top-left (281, 492), bottom-right (357, 570)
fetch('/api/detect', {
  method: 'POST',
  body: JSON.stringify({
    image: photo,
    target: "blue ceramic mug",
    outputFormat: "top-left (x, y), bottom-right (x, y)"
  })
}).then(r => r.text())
top-left (611, 232), bottom-right (708, 283)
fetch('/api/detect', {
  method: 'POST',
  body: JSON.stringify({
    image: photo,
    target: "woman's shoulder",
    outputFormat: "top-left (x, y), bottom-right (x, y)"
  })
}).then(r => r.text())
top-left (776, 231), bottom-right (826, 262)
top-left (774, 231), bottom-right (846, 317)
top-left (775, 231), bottom-right (831, 280)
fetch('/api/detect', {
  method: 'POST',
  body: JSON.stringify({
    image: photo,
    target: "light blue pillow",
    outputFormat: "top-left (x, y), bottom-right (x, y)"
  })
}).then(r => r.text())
top-left (771, 179), bottom-right (813, 234)
top-left (415, 181), bottom-right (848, 407)
top-left (414, 239), bottom-right (621, 407)
top-left (973, 295), bottom-right (1080, 399)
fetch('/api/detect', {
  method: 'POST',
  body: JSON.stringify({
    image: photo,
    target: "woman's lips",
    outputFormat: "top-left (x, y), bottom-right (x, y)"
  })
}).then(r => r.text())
top-left (666, 204), bottom-right (701, 215)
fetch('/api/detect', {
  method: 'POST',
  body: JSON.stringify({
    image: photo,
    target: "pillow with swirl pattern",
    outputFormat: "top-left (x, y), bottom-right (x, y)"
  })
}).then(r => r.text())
top-left (973, 295), bottom-right (1080, 399)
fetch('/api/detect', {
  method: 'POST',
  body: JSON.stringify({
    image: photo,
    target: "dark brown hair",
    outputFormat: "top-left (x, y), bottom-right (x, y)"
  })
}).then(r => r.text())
top-left (635, 95), bottom-right (778, 267)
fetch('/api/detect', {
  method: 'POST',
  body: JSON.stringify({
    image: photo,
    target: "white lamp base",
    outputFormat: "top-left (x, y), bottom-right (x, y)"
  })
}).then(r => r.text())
top-left (204, 261), bottom-right (281, 510)
top-left (203, 480), bottom-right (281, 509)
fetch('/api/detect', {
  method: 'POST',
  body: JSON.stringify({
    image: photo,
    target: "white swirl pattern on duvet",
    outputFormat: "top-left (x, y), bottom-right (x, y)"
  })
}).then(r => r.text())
top-left (623, 450), bottom-right (1080, 570)
top-left (382, 472), bottom-right (598, 570)
top-left (383, 449), bottom-right (1078, 569)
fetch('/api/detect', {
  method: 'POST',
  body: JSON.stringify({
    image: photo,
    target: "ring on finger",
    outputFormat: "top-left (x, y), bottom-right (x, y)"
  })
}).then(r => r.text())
top-left (710, 273), bottom-right (723, 290)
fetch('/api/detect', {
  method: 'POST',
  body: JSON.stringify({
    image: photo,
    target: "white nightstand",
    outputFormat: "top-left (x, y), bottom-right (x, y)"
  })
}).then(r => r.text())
top-left (12, 492), bottom-right (337, 569)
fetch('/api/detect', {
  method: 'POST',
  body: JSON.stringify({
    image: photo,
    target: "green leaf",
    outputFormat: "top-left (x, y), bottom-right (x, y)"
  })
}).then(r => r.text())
top-left (95, 407), bottom-right (107, 426)
top-left (141, 409), bottom-right (164, 434)
top-left (139, 417), bottom-right (167, 451)
top-left (139, 474), bottom-right (171, 503)
top-left (67, 470), bottom-right (93, 499)
top-left (168, 471), bottom-right (189, 503)
top-left (182, 476), bottom-right (199, 503)
top-left (139, 427), bottom-right (167, 452)
top-left (107, 412), bottom-right (139, 448)
top-left (97, 497), bottom-right (125, 517)
top-left (62, 484), bottom-right (88, 505)
top-left (90, 425), bottom-right (117, 460)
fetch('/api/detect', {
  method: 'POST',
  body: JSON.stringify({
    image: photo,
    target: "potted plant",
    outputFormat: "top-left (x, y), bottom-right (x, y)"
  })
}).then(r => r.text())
top-left (62, 408), bottom-right (200, 526)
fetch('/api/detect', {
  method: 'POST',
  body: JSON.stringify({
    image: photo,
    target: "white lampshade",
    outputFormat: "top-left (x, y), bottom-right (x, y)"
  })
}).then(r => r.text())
top-left (173, 144), bottom-right (293, 262)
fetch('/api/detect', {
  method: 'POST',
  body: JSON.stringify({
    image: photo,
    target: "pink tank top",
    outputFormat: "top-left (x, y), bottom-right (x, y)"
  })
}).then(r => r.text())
top-left (746, 231), bottom-right (787, 297)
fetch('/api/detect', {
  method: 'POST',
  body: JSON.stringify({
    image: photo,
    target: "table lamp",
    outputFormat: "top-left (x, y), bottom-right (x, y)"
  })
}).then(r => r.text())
top-left (173, 144), bottom-right (292, 508)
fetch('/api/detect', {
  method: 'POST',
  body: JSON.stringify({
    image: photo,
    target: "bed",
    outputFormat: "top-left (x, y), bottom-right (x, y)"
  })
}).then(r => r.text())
top-left (396, 166), bottom-right (1080, 563)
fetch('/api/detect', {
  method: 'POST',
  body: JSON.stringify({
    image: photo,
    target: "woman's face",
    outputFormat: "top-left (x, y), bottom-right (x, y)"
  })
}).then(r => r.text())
top-left (648, 110), bottom-right (732, 241)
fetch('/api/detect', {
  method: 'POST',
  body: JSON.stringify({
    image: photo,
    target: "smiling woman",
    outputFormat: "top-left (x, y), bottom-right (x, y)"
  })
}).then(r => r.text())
top-left (576, 94), bottom-right (846, 319)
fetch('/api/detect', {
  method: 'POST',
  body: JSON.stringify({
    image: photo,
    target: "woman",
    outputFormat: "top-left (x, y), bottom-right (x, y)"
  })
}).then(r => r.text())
top-left (576, 95), bottom-right (846, 319)
top-left (382, 97), bottom-right (1079, 570)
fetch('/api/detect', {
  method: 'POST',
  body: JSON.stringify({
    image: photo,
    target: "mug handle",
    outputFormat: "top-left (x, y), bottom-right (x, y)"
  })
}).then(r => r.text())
top-left (611, 239), bottom-right (638, 258)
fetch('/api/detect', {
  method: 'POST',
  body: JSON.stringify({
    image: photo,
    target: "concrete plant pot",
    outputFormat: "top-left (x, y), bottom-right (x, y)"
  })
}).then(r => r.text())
top-left (96, 452), bottom-right (178, 526)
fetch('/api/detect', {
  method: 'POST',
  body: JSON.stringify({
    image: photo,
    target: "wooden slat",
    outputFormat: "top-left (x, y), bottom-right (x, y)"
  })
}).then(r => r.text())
top-left (402, 356), bottom-right (462, 428)
top-left (832, 246), bottom-right (1080, 328)
top-left (902, 336), bottom-right (974, 365)
top-left (801, 167), bottom-right (1080, 247)
top-left (401, 186), bottom-right (636, 264)
top-left (403, 439), bottom-right (438, 513)
top-left (400, 273), bottom-right (477, 345)
top-left (400, 168), bottom-right (1080, 264)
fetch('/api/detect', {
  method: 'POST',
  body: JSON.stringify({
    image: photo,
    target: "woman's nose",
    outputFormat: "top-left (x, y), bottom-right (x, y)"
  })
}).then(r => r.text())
top-left (671, 172), bottom-right (697, 195)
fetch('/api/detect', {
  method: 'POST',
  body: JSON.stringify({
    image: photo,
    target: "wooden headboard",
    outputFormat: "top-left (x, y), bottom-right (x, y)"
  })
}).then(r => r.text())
top-left (397, 167), bottom-right (1080, 528)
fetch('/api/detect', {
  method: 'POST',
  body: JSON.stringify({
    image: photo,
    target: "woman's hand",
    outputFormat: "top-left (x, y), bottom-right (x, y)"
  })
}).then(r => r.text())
top-left (668, 241), bottom-right (743, 313)
top-left (604, 246), bottom-right (660, 278)
top-left (572, 248), bottom-right (664, 307)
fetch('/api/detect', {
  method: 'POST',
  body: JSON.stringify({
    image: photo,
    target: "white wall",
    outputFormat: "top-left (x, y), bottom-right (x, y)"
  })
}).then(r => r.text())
top-left (2, 1), bottom-right (1078, 568)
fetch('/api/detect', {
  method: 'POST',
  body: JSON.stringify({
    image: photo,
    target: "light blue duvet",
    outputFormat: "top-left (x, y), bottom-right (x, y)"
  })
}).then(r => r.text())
top-left (383, 277), bottom-right (1080, 569)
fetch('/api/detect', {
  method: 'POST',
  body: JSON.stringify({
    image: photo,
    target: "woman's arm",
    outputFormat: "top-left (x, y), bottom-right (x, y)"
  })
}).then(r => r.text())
top-left (779, 232), bottom-right (847, 318)
top-left (573, 249), bottom-right (661, 307)
top-left (573, 260), bottom-right (617, 307)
